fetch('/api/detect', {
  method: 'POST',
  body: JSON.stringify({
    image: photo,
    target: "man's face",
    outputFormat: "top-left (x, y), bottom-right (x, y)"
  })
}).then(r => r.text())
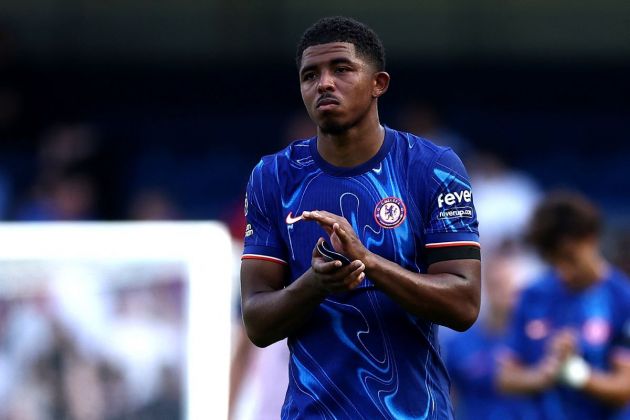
top-left (298, 42), bottom-right (379, 134)
top-left (548, 237), bottom-right (600, 288)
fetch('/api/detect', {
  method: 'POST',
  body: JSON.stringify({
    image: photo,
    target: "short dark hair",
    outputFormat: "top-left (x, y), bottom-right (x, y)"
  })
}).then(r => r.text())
top-left (526, 191), bottom-right (601, 259)
top-left (296, 16), bottom-right (386, 71)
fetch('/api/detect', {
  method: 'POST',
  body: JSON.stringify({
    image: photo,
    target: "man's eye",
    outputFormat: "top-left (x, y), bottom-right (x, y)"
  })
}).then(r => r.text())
top-left (335, 67), bottom-right (349, 73)
top-left (302, 73), bottom-right (317, 81)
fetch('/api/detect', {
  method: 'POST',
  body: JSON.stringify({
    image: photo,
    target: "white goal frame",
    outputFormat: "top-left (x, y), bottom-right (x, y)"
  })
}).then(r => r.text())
top-left (0, 221), bottom-right (233, 420)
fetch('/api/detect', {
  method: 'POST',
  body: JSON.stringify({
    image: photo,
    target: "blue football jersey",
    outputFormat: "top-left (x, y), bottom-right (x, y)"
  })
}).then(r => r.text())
top-left (506, 268), bottom-right (630, 420)
top-left (443, 323), bottom-right (538, 420)
top-left (243, 126), bottom-right (480, 419)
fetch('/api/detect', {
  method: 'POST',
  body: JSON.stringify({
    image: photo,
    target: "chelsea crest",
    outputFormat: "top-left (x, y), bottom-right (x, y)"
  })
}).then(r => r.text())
top-left (374, 197), bottom-right (407, 229)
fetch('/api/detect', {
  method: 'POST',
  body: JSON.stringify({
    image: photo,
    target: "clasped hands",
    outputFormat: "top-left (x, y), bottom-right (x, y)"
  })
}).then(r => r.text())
top-left (537, 329), bottom-right (591, 389)
top-left (302, 210), bottom-right (371, 294)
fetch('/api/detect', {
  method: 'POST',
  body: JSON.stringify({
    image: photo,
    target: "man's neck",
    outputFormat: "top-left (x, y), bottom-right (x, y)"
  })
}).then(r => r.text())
top-left (316, 118), bottom-right (384, 168)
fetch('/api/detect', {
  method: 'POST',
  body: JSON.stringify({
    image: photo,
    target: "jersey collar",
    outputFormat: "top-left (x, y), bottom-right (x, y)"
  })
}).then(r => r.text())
top-left (309, 126), bottom-right (394, 177)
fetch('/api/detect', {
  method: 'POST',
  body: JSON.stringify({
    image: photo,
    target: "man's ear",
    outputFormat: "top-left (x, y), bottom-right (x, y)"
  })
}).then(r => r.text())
top-left (372, 72), bottom-right (390, 98)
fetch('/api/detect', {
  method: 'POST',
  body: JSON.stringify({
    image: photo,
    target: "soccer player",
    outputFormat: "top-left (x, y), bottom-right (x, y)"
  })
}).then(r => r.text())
top-left (240, 16), bottom-right (481, 419)
top-left (496, 192), bottom-right (630, 419)
top-left (443, 253), bottom-right (536, 419)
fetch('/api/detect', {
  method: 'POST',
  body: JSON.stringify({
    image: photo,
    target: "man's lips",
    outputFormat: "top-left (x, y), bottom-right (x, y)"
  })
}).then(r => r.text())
top-left (316, 96), bottom-right (340, 108)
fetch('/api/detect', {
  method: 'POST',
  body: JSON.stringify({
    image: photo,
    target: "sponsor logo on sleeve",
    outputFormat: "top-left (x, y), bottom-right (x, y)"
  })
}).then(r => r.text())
top-left (437, 190), bottom-right (474, 219)
top-left (245, 223), bottom-right (253, 237)
top-left (244, 193), bottom-right (249, 217)
top-left (439, 207), bottom-right (474, 219)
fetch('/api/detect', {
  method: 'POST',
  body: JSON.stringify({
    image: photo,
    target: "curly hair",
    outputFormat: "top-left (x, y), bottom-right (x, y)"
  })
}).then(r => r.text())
top-left (296, 16), bottom-right (386, 71)
top-left (526, 191), bottom-right (601, 259)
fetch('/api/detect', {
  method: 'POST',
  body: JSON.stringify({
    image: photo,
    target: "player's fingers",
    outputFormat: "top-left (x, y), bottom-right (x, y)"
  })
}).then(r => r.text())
top-left (318, 211), bottom-right (353, 230)
top-left (303, 211), bottom-right (332, 229)
top-left (313, 257), bottom-right (343, 273)
top-left (317, 221), bottom-right (334, 236)
top-left (336, 260), bottom-right (364, 285)
top-left (333, 223), bottom-right (352, 243)
top-left (302, 210), bottom-right (327, 221)
top-left (320, 259), bottom-right (362, 281)
top-left (348, 272), bottom-right (366, 289)
top-left (344, 259), bottom-right (364, 274)
top-left (306, 210), bottom-right (340, 226)
top-left (313, 210), bottom-right (340, 220)
top-left (345, 267), bottom-right (365, 288)
top-left (302, 210), bottom-right (315, 217)
top-left (304, 212), bottom-right (336, 235)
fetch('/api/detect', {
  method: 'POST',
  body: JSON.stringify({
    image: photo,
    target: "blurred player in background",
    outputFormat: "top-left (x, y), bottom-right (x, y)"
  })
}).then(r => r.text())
top-left (497, 191), bottom-right (630, 419)
top-left (444, 253), bottom-right (536, 419)
top-left (240, 16), bottom-right (481, 418)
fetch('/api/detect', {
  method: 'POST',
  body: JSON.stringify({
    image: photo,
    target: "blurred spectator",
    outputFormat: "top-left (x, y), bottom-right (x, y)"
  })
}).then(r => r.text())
top-left (37, 124), bottom-right (101, 175)
top-left (128, 188), bottom-right (181, 220)
top-left (396, 101), bottom-right (473, 157)
top-left (11, 123), bottom-right (112, 221)
top-left (468, 151), bottom-right (540, 254)
top-left (14, 173), bottom-right (97, 221)
top-left (443, 252), bottom-right (536, 419)
top-left (497, 191), bottom-right (630, 419)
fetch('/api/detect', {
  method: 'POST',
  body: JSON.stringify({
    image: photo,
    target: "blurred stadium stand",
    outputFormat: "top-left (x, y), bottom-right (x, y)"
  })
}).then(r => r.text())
top-left (1, 2), bottom-right (628, 222)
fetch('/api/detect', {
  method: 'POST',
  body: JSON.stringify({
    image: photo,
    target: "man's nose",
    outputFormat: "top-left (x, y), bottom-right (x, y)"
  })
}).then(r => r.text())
top-left (317, 71), bottom-right (335, 92)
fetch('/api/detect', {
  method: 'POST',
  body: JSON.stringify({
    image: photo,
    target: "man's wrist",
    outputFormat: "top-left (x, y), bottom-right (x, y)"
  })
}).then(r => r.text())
top-left (302, 268), bottom-right (330, 299)
top-left (361, 249), bottom-right (379, 272)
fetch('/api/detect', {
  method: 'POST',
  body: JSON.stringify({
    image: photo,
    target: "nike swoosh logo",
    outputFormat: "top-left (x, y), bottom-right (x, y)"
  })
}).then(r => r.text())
top-left (285, 212), bottom-right (304, 224)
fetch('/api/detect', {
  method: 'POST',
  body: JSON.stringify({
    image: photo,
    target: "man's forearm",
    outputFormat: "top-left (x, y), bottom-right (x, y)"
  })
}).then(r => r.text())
top-left (242, 270), bottom-right (327, 347)
top-left (582, 369), bottom-right (630, 407)
top-left (497, 358), bottom-right (557, 394)
top-left (363, 252), bottom-right (480, 331)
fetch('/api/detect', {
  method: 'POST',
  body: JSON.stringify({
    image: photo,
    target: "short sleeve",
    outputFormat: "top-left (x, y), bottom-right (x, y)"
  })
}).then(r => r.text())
top-left (504, 293), bottom-right (530, 361)
top-left (422, 148), bottom-right (480, 264)
top-left (242, 161), bottom-right (288, 265)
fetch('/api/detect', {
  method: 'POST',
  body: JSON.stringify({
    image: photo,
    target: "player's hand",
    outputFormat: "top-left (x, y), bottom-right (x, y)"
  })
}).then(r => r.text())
top-left (534, 354), bottom-right (564, 389)
top-left (547, 328), bottom-right (578, 361)
top-left (302, 210), bottom-right (369, 262)
top-left (309, 238), bottom-right (365, 294)
top-left (533, 328), bottom-right (578, 388)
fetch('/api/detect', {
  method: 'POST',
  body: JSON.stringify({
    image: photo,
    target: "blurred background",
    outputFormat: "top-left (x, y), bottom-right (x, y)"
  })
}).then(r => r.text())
top-left (0, 1), bottom-right (629, 419)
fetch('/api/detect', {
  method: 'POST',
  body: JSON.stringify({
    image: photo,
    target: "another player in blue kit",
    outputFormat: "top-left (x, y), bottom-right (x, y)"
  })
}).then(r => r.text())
top-left (240, 16), bottom-right (481, 419)
top-left (497, 192), bottom-right (630, 419)
top-left (444, 254), bottom-right (537, 420)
